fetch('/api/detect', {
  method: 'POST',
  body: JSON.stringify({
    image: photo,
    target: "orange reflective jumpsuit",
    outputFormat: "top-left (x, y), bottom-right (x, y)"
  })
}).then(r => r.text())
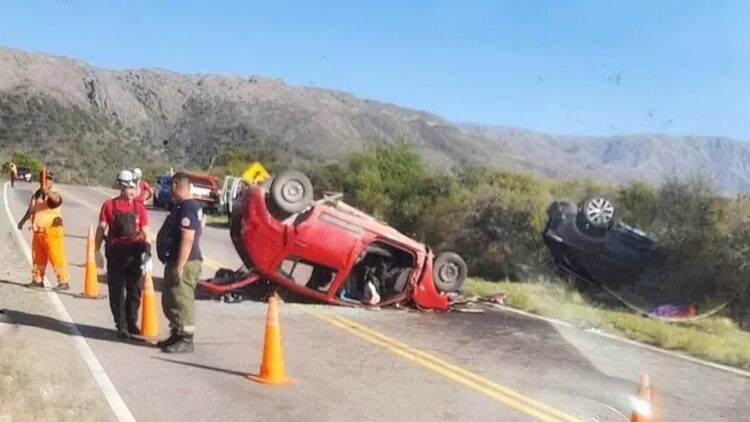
top-left (30, 194), bottom-right (70, 285)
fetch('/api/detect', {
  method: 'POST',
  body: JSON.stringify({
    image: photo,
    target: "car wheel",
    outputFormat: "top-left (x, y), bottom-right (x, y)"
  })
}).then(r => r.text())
top-left (579, 195), bottom-right (615, 229)
top-left (433, 252), bottom-right (468, 293)
top-left (269, 170), bottom-right (314, 214)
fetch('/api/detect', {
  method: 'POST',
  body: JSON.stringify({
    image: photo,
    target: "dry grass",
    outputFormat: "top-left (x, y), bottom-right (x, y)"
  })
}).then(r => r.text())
top-left (462, 278), bottom-right (750, 370)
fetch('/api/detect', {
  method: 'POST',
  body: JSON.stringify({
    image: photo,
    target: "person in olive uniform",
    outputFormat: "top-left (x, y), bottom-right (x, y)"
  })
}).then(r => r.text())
top-left (156, 172), bottom-right (203, 353)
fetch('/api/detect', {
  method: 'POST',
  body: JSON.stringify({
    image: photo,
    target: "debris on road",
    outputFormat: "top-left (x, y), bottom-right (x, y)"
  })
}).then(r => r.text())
top-left (478, 293), bottom-right (508, 306)
top-left (446, 292), bottom-right (509, 313)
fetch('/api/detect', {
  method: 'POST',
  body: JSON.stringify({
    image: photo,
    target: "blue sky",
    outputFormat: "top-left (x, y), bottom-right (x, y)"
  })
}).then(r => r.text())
top-left (1, 0), bottom-right (749, 139)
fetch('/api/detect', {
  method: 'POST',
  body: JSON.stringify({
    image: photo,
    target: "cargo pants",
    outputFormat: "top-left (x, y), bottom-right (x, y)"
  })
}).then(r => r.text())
top-left (162, 260), bottom-right (202, 335)
top-left (31, 226), bottom-right (70, 284)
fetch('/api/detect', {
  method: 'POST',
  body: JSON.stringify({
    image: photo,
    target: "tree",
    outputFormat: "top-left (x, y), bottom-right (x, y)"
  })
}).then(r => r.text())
top-left (299, 162), bottom-right (348, 196)
top-left (434, 168), bottom-right (551, 280)
top-left (616, 181), bottom-right (657, 228)
top-left (211, 146), bottom-right (291, 177)
top-left (2, 152), bottom-right (43, 175)
top-left (345, 140), bottom-right (443, 235)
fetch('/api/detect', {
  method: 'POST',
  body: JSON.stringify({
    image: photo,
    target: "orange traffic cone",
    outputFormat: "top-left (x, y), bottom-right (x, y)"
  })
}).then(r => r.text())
top-left (247, 294), bottom-right (296, 385)
top-left (78, 225), bottom-right (104, 299)
top-left (631, 373), bottom-right (657, 422)
top-left (139, 272), bottom-right (159, 339)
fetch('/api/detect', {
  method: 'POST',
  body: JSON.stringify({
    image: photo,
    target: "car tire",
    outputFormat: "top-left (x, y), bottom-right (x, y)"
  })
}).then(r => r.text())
top-left (269, 170), bottom-right (314, 214)
top-left (578, 195), bottom-right (616, 230)
top-left (433, 252), bottom-right (468, 293)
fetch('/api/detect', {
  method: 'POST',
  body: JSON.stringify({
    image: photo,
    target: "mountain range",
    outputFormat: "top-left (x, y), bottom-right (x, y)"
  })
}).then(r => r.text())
top-left (1, 45), bottom-right (748, 194)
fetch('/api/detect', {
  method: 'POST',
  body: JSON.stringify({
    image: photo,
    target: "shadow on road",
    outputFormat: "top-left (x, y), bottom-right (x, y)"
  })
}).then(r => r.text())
top-left (0, 278), bottom-right (106, 299)
top-left (152, 356), bottom-right (249, 378)
top-left (1, 308), bottom-right (155, 349)
top-left (0, 279), bottom-right (31, 288)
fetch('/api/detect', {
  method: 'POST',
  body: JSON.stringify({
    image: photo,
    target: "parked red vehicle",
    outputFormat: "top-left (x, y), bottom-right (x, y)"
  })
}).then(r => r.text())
top-left (154, 172), bottom-right (221, 212)
top-left (198, 170), bottom-right (468, 310)
top-left (187, 172), bottom-right (221, 209)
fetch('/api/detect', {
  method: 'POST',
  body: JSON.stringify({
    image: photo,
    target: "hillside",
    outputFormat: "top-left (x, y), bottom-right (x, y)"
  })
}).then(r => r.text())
top-left (1, 45), bottom-right (749, 193)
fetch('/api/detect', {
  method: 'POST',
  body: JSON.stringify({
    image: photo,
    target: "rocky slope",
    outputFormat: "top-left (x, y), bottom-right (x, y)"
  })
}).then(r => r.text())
top-left (1, 46), bottom-right (748, 193)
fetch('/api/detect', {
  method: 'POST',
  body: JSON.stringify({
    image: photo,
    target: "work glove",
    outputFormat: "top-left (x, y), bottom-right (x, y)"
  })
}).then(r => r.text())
top-left (95, 250), bottom-right (105, 269)
top-left (140, 252), bottom-right (153, 276)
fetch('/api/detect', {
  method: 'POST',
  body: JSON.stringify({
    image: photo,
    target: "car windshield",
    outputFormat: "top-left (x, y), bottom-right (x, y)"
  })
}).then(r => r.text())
top-left (1, 2), bottom-right (748, 422)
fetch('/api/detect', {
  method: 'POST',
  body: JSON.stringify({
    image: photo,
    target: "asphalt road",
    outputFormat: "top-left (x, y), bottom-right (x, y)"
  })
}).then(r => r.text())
top-left (3, 181), bottom-right (750, 422)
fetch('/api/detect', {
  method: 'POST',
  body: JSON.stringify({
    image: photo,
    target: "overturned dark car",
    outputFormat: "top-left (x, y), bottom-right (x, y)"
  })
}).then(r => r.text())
top-left (543, 196), bottom-right (664, 288)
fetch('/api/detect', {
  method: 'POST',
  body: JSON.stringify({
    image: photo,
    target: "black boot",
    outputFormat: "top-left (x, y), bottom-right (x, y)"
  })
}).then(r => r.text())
top-left (53, 283), bottom-right (70, 291)
top-left (157, 330), bottom-right (181, 349)
top-left (162, 335), bottom-right (194, 354)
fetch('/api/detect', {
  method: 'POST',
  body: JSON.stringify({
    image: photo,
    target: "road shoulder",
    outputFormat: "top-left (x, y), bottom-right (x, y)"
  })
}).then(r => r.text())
top-left (0, 184), bottom-right (114, 422)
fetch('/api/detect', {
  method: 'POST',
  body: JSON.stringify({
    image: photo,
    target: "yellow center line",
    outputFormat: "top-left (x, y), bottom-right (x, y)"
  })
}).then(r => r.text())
top-left (198, 244), bottom-right (581, 421)
top-left (324, 313), bottom-right (582, 422)
top-left (310, 311), bottom-right (580, 422)
top-left (202, 257), bottom-right (224, 270)
top-left (60, 186), bottom-right (578, 421)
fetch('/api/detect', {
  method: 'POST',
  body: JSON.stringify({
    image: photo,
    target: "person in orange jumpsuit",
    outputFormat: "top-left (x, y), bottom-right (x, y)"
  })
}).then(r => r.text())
top-left (17, 175), bottom-right (70, 290)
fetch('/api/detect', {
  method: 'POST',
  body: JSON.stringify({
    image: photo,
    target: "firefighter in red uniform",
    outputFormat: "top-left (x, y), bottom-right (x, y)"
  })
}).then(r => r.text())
top-left (132, 168), bottom-right (154, 206)
top-left (95, 170), bottom-right (151, 339)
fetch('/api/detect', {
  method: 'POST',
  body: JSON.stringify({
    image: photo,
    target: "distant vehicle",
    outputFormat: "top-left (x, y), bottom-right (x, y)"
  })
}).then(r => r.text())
top-left (153, 172), bottom-right (222, 212)
top-left (543, 195), bottom-right (664, 289)
top-left (15, 166), bottom-right (32, 182)
top-left (188, 172), bottom-right (221, 211)
top-left (198, 170), bottom-right (467, 310)
top-left (217, 175), bottom-right (247, 216)
top-left (153, 174), bottom-right (172, 209)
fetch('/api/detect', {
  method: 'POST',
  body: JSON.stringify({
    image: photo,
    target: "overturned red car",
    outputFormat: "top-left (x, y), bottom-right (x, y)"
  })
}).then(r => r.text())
top-left (197, 170), bottom-right (468, 310)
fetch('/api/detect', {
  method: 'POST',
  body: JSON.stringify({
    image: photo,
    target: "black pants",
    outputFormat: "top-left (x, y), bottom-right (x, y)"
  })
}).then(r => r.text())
top-left (105, 242), bottom-right (145, 333)
top-left (10, 173), bottom-right (14, 187)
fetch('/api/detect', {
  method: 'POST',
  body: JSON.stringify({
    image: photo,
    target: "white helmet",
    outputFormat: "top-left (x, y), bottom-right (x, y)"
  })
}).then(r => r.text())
top-left (117, 170), bottom-right (136, 188)
top-left (133, 168), bottom-right (143, 180)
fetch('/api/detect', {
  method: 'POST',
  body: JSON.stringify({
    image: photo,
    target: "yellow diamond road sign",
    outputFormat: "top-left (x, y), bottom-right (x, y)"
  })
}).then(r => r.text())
top-left (241, 161), bottom-right (270, 183)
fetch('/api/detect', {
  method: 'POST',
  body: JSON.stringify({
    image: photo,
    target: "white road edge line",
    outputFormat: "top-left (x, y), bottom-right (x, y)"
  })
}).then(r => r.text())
top-left (493, 304), bottom-right (750, 378)
top-left (41, 183), bottom-right (750, 379)
top-left (2, 182), bottom-right (136, 422)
